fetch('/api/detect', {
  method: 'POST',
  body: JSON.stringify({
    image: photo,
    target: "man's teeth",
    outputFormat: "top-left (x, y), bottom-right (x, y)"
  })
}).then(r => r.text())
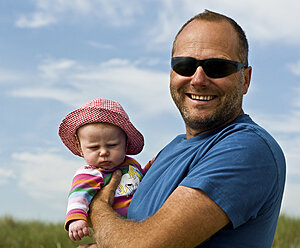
top-left (190, 95), bottom-right (214, 101)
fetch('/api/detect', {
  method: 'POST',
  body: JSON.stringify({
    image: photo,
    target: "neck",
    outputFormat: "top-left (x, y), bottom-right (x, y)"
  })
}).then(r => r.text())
top-left (185, 110), bottom-right (244, 139)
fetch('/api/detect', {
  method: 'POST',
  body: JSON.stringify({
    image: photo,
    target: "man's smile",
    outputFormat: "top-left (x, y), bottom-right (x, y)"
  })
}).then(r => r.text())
top-left (188, 94), bottom-right (216, 101)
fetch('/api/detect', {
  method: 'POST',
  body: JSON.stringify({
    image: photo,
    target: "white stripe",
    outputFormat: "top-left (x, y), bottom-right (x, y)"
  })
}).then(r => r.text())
top-left (73, 166), bottom-right (103, 178)
top-left (67, 202), bottom-right (89, 213)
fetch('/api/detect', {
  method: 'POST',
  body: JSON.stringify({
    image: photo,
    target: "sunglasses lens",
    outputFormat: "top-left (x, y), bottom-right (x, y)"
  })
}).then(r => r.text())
top-left (204, 60), bottom-right (238, 78)
top-left (171, 57), bottom-right (198, 77)
top-left (172, 57), bottom-right (244, 78)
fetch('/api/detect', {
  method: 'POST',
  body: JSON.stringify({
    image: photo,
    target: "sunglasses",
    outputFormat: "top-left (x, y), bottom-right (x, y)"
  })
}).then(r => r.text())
top-left (171, 56), bottom-right (247, 78)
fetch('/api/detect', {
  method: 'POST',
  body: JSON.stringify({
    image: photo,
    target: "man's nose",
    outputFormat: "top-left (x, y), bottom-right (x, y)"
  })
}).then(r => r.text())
top-left (190, 66), bottom-right (210, 87)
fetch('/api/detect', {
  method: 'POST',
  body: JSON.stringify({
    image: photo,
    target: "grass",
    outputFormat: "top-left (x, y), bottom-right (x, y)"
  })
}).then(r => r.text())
top-left (0, 214), bottom-right (299, 247)
top-left (0, 216), bottom-right (94, 248)
top-left (272, 215), bottom-right (300, 248)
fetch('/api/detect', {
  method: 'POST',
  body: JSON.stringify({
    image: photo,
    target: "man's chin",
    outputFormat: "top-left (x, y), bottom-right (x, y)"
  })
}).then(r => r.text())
top-left (183, 112), bottom-right (224, 131)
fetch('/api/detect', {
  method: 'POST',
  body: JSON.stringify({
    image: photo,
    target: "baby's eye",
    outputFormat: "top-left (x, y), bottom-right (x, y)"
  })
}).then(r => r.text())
top-left (107, 144), bottom-right (117, 147)
top-left (88, 146), bottom-right (99, 150)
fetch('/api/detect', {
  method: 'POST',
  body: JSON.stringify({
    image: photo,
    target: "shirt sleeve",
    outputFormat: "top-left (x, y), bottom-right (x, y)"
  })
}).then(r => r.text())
top-left (180, 129), bottom-right (279, 228)
top-left (65, 166), bottom-right (104, 231)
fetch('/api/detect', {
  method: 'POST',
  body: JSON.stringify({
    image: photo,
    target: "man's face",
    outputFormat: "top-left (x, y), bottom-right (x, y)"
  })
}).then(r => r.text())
top-left (170, 20), bottom-right (251, 138)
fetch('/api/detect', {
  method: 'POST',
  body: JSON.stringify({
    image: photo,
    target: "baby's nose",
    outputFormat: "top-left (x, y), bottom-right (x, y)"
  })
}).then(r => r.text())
top-left (99, 148), bottom-right (109, 157)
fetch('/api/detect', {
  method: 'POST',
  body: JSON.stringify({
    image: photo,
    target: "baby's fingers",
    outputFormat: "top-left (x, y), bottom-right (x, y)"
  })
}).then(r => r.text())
top-left (83, 226), bottom-right (92, 237)
top-left (70, 230), bottom-right (81, 241)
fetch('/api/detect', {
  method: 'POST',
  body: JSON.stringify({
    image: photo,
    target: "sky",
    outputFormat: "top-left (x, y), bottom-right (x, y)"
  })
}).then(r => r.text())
top-left (1, 0), bottom-right (300, 222)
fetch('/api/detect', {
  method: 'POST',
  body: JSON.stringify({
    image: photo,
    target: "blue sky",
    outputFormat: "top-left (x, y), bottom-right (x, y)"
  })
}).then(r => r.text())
top-left (1, 0), bottom-right (300, 222)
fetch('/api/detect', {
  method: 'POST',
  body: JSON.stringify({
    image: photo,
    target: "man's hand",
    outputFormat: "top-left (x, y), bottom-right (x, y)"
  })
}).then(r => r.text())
top-left (89, 170), bottom-right (122, 222)
top-left (93, 169), bottom-right (122, 206)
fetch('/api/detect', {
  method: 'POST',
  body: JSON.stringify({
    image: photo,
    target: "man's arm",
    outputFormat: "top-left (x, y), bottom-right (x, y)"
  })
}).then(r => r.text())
top-left (89, 170), bottom-right (229, 248)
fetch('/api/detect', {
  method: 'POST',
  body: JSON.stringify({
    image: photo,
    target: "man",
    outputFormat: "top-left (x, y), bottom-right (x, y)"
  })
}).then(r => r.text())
top-left (84, 10), bottom-right (286, 247)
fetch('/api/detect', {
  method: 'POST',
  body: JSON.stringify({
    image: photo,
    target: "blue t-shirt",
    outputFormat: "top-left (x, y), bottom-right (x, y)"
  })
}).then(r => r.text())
top-left (128, 115), bottom-right (286, 247)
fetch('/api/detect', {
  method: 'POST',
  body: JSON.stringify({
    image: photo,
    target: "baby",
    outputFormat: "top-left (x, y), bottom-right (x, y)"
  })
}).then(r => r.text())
top-left (59, 98), bottom-right (148, 241)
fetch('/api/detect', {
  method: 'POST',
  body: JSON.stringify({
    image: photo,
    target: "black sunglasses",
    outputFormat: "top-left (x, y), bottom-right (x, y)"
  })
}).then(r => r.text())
top-left (171, 56), bottom-right (247, 78)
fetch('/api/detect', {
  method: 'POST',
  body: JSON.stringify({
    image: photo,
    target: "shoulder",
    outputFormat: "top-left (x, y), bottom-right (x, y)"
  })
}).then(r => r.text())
top-left (216, 118), bottom-right (284, 161)
top-left (200, 117), bottom-right (286, 186)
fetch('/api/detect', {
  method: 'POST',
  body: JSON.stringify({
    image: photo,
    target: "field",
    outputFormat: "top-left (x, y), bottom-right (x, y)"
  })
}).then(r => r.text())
top-left (272, 215), bottom-right (300, 247)
top-left (0, 214), bottom-right (299, 247)
top-left (0, 216), bottom-right (94, 248)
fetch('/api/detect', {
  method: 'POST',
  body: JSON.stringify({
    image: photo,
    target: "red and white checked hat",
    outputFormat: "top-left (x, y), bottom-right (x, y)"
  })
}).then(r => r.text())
top-left (58, 98), bottom-right (144, 156)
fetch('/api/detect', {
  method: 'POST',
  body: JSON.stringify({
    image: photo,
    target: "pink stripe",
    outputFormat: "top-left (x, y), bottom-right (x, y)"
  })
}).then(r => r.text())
top-left (66, 209), bottom-right (88, 218)
top-left (68, 197), bottom-right (89, 206)
top-left (73, 174), bottom-right (104, 183)
top-left (70, 182), bottom-right (100, 192)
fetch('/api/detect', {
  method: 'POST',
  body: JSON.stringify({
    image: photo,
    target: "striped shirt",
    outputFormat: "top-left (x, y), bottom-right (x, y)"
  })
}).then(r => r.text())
top-left (65, 156), bottom-right (150, 230)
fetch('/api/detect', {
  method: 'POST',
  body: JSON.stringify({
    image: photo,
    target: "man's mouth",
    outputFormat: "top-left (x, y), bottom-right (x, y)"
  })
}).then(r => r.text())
top-left (188, 94), bottom-right (215, 101)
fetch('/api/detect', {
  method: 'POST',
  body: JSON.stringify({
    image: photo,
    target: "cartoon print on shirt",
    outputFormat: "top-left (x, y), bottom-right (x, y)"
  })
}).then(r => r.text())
top-left (115, 165), bottom-right (142, 197)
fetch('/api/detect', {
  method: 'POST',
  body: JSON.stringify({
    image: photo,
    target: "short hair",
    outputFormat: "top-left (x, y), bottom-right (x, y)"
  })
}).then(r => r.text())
top-left (172, 10), bottom-right (249, 67)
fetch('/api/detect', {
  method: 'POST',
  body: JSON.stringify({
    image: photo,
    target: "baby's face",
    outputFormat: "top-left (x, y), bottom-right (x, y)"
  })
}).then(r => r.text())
top-left (76, 123), bottom-right (127, 169)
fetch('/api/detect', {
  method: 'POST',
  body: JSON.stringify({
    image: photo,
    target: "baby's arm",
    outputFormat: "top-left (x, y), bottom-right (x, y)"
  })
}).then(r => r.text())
top-left (65, 166), bottom-right (104, 238)
top-left (69, 219), bottom-right (91, 241)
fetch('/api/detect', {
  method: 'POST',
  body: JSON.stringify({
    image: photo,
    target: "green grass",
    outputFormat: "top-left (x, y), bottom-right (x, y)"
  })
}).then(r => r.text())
top-left (0, 215), bottom-right (299, 247)
top-left (0, 216), bottom-right (94, 248)
top-left (272, 215), bottom-right (300, 248)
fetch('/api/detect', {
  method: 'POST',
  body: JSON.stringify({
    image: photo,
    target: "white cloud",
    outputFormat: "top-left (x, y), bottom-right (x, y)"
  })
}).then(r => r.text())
top-left (236, 0), bottom-right (300, 45)
top-left (15, 0), bottom-right (300, 47)
top-left (288, 60), bottom-right (300, 76)
top-left (9, 57), bottom-right (173, 119)
top-left (0, 168), bottom-right (16, 184)
top-left (13, 0), bottom-right (300, 46)
top-left (254, 111), bottom-right (300, 134)
top-left (12, 151), bottom-right (81, 209)
top-left (15, 12), bottom-right (56, 28)
top-left (37, 58), bottom-right (79, 82)
top-left (36, 0), bottom-right (93, 14)
top-left (15, 0), bottom-right (143, 28)
top-left (0, 68), bottom-right (21, 84)
top-left (146, 0), bottom-right (300, 47)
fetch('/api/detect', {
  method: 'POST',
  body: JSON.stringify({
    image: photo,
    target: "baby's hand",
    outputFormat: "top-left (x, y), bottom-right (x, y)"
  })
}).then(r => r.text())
top-left (69, 219), bottom-right (91, 241)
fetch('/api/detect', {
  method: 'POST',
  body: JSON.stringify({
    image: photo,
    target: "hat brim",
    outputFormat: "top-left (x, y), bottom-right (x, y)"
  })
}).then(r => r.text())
top-left (59, 107), bottom-right (144, 156)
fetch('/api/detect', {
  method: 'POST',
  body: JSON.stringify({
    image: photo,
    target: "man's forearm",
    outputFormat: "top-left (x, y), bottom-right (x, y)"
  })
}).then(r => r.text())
top-left (88, 171), bottom-right (229, 248)
top-left (89, 201), bottom-right (145, 248)
top-left (89, 200), bottom-right (176, 248)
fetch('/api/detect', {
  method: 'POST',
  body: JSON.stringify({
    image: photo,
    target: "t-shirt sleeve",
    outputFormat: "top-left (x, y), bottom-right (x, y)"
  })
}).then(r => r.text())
top-left (180, 130), bottom-right (278, 228)
top-left (65, 167), bottom-right (104, 230)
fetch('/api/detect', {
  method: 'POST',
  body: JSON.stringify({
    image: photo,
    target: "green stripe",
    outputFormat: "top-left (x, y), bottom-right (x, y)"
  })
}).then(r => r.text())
top-left (69, 187), bottom-right (97, 197)
top-left (103, 166), bottom-right (130, 186)
top-left (103, 174), bottom-right (112, 186)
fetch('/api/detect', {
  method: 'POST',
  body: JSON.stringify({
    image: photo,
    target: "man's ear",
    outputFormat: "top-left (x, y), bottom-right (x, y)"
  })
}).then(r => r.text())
top-left (75, 135), bottom-right (83, 156)
top-left (243, 66), bottom-right (252, 95)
